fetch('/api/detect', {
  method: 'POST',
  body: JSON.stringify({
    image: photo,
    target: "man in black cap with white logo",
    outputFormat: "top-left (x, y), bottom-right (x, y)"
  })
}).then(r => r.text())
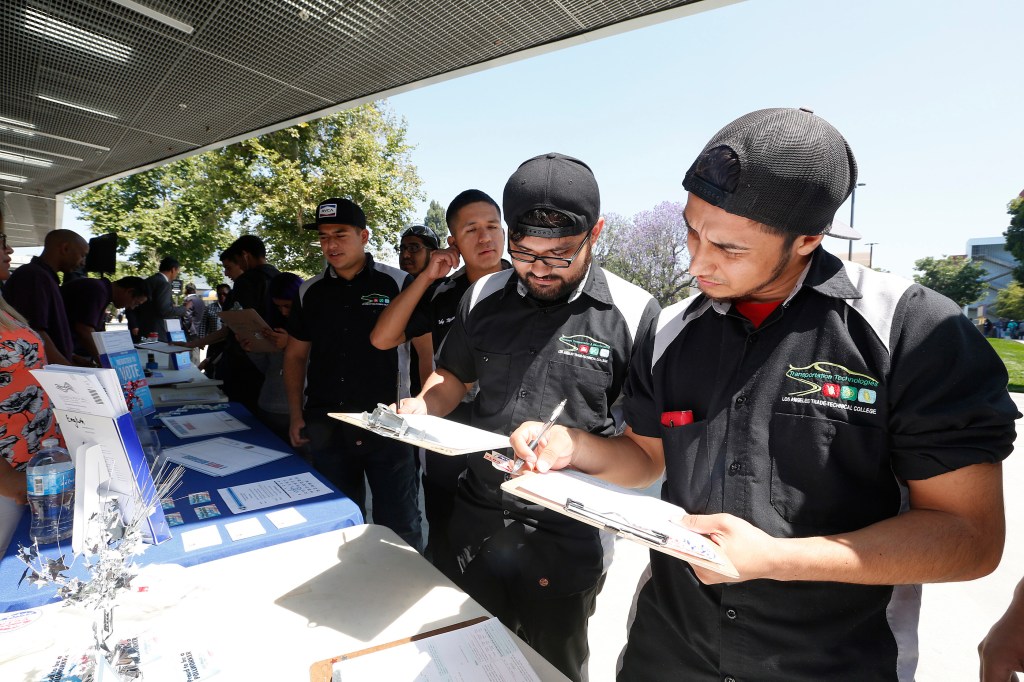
top-left (509, 109), bottom-right (1018, 681)
top-left (284, 197), bottom-right (422, 551)
top-left (398, 153), bottom-right (660, 681)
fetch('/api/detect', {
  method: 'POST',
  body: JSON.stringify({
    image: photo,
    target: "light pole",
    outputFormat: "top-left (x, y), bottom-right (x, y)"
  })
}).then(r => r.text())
top-left (848, 182), bottom-right (867, 261)
top-left (865, 242), bottom-right (878, 269)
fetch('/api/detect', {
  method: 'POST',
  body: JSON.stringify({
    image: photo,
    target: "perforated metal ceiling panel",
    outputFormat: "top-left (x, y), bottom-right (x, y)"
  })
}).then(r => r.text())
top-left (0, 0), bottom-right (719, 245)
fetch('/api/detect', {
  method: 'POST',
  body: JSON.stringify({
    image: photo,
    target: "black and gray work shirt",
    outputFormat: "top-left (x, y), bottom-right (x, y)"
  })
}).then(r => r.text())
top-left (618, 247), bottom-right (1018, 682)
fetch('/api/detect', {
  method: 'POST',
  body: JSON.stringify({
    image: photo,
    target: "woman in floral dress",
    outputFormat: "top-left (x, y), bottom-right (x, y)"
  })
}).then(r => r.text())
top-left (0, 202), bottom-right (64, 553)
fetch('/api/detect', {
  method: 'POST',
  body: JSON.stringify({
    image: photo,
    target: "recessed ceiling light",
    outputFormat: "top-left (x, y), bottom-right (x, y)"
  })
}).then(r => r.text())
top-left (0, 116), bottom-right (35, 129)
top-left (108, 0), bottom-right (194, 34)
top-left (0, 151), bottom-right (53, 168)
top-left (37, 95), bottom-right (118, 119)
top-left (0, 173), bottom-right (29, 184)
top-left (0, 125), bottom-right (35, 137)
top-left (24, 8), bottom-right (133, 63)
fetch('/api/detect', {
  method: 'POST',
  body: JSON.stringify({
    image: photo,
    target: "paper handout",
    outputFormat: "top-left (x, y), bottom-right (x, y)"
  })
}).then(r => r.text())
top-left (161, 437), bottom-right (291, 476)
top-left (217, 473), bottom-right (332, 514)
top-left (330, 405), bottom-right (510, 456)
top-left (158, 410), bottom-right (249, 438)
top-left (501, 469), bottom-right (738, 578)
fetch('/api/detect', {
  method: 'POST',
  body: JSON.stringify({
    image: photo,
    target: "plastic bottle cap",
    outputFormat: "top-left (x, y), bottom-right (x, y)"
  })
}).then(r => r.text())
top-left (42, 438), bottom-right (59, 448)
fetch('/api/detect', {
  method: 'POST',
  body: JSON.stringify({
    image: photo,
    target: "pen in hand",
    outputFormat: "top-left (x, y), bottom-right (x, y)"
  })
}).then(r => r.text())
top-left (512, 398), bottom-right (567, 474)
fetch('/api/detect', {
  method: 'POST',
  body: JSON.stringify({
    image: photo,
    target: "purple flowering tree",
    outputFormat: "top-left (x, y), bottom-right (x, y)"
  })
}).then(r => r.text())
top-left (595, 201), bottom-right (691, 306)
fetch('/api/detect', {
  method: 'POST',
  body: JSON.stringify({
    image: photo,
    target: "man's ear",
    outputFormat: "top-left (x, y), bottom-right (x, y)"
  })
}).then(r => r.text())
top-left (360, 228), bottom-right (370, 246)
top-left (447, 235), bottom-right (457, 249)
top-left (590, 216), bottom-right (606, 243)
top-left (794, 234), bottom-right (824, 256)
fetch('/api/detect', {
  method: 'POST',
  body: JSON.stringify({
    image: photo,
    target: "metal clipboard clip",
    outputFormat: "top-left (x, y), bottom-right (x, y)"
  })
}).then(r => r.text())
top-left (362, 403), bottom-right (429, 441)
top-left (564, 498), bottom-right (669, 546)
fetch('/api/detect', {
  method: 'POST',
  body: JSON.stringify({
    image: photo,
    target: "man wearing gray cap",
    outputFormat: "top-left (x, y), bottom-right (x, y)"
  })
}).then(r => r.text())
top-left (399, 153), bottom-right (660, 680)
top-left (510, 109), bottom-right (1017, 681)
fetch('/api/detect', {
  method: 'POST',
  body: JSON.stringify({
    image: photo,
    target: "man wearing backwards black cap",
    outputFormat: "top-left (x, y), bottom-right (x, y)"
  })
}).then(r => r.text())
top-left (398, 154), bottom-right (660, 680)
top-left (509, 109), bottom-right (1017, 681)
top-left (283, 197), bottom-right (422, 551)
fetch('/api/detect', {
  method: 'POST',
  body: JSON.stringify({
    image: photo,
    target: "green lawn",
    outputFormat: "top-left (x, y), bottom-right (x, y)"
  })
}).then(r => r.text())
top-left (989, 339), bottom-right (1024, 392)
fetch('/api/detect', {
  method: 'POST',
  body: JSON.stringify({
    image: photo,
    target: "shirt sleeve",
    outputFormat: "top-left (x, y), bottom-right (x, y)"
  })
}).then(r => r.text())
top-left (403, 295), bottom-right (433, 341)
top-left (622, 307), bottom-right (661, 438)
top-left (887, 285), bottom-right (1018, 480)
top-left (286, 290), bottom-right (311, 342)
top-left (435, 291), bottom-right (477, 383)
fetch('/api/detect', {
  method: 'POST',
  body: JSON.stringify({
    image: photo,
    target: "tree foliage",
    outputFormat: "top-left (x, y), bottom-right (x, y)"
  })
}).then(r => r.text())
top-left (594, 201), bottom-right (690, 306)
top-left (69, 102), bottom-right (422, 279)
top-left (425, 199), bottom-right (449, 243)
top-left (68, 154), bottom-right (235, 285)
top-left (912, 255), bottom-right (987, 307)
top-left (1003, 196), bottom-right (1024, 283)
top-left (220, 103), bottom-right (423, 274)
top-left (994, 282), bottom-right (1024, 320)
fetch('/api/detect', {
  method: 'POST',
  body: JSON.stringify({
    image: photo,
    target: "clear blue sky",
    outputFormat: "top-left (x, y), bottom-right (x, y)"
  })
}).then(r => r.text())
top-left (64, 0), bottom-right (1024, 279)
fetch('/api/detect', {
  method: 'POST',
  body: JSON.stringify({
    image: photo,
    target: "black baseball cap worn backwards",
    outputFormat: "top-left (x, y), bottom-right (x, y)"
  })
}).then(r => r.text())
top-left (683, 107), bottom-right (859, 238)
top-left (304, 198), bottom-right (366, 230)
top-left (503, 152), bottom-right (600, 238)
top-left (400, 223), bottom-right (440, 250)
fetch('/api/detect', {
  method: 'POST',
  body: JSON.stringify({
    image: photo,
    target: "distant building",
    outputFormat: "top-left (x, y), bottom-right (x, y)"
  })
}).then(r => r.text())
top-left (966, 236), bottom-right (1018, 320)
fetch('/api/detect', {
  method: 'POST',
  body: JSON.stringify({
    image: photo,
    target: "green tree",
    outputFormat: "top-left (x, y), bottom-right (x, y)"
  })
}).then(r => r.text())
top-left (424, 199), bottom-right (449, 243)
top-left (70, 101), bottom-right (422, 279)
top-left (68, 154), bottom-right (235, 285)
top-left (1003, 196), bottom-right (1024, 283)
top-left (912, 256), bottom-right (987, 307)
top-left (220, 103), bottom-right (422, 275)
top-left (994, 282), bottom-right (1024, 320)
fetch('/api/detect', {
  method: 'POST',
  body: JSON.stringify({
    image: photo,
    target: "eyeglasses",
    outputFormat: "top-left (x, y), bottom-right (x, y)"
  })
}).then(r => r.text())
top-left (508, 230), bottom-right (592, 269)
top-left (396, 243), bottom-right (427, 255)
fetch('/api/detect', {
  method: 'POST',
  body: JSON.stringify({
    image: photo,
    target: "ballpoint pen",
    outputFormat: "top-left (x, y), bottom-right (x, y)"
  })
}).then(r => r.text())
top-left (511, 398), bottom-right (567, 474)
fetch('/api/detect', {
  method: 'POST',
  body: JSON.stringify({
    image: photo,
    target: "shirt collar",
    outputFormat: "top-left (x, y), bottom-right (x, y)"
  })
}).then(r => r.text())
top-left (326, 253), bottom-right (372, 280)
top-left (30, 256), bottom-right (59, 282)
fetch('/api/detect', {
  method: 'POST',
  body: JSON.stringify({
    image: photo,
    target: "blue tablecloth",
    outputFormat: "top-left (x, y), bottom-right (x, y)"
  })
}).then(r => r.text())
top-left (0, 403), bottom-right (363, 612)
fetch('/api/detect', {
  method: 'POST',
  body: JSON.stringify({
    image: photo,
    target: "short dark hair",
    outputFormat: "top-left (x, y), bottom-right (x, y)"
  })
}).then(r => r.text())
top-left (114, 276), bottom-right (147, 297)
top-left (220, 244), bottom-right (243, 262)
top-left (233, 234), bottom-right (266, 259)
top-left (510, 209), bottom-right (573, 243)
top-left (447, 190), bottom-right (500, 231)
top-left (216, 283), bottom-right (231, 295)
top-left (184, 282), bottom-right (197, 294)
top-left (158, 257), bottom-right (180, 272)
top-left (269, 272), bottom-right (303, 301)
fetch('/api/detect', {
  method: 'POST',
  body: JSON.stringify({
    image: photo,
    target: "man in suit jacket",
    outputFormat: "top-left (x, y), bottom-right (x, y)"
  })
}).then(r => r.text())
top-left (136, 257), bottom-right (189, 341)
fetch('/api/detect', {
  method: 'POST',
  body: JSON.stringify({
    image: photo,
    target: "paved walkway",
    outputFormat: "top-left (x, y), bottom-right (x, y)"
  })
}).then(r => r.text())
top-left (585, 393), bottom-right (1024, 681)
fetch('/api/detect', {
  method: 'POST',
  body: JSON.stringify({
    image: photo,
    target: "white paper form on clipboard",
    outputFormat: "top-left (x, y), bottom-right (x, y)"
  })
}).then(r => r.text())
top-left (501, 469), bottom-right (739, 578)
top-left (330, 404), bottom-right (511, 456)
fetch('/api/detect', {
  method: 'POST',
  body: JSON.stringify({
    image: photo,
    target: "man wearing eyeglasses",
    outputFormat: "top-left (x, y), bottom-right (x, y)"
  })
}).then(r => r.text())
top-left (398, 153), bottom-right (660, 681)
top-left (397, 223), bottom-right (439, 277)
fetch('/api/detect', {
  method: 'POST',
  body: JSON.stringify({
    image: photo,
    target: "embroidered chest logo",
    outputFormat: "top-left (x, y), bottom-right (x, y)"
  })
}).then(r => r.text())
top-left (782, 361), bottom-right (879, 414)
top-left (557, 334), bottom-right (611, 363)
top-left (361, 293), bottom-right (391, 307)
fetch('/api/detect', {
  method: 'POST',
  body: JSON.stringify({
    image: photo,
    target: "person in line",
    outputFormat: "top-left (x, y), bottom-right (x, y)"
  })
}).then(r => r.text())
top-left (3, 228), bottom-right (89, 365)
top-left (398, 154), bottom-right (660, 680)
top-left (0, 206), bottom-right (64, 555)
top-left (62, 275), bottom-right (148, 362)
top-left (396, 223), bottom-right (441, 396)
top-left (979, 574), bottom-right (1024, 682)
top-left (242, 272), bottom-right (303, 447)
top-left (397, 223), bottom-right (440, 277)
top-left (372, 189), bottom-right (509, 573)
top-left (135, 257), bottom-right (189, 342)
top-left (285, 198), bottom-right (422, 551)
top-left (509, 108), bottom-right (1017, 682)
top-left (196, 283), bottom-right (229, 378)
top-left (182, 282), bottom-right (206, 363)
top-left (184, 238), bottom-right (279, 413)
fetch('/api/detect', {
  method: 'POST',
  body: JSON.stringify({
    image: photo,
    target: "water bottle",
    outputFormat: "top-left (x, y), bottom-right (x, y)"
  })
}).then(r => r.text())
top-left (26, 438), bottom-right (75, 544)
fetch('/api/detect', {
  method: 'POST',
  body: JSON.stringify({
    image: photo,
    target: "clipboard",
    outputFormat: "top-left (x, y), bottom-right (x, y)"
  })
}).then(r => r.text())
top-left (501, 469), bottom-right (739, 578)
top-left (218, 308), bottom-right (280, 353)
top-left (308, 616), bottom-right (490, 682)
top-left (330, 404), bottom-right (511, 456)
